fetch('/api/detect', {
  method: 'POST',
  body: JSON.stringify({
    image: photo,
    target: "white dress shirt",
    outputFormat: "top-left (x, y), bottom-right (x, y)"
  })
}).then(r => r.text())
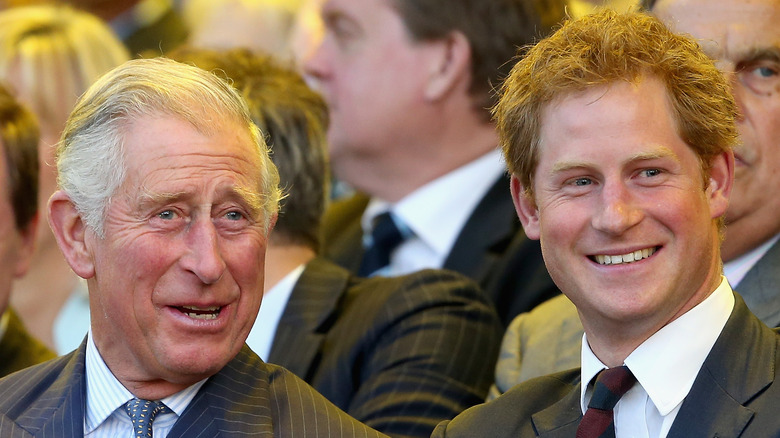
top-left (580, 277), bottom-right (734, 438)
top-left (245, 264), bottom-right (304, 360)
top-left (84, 331), bottom-right (206, 437)
top-left (362, 149), bottom-right (506, 276)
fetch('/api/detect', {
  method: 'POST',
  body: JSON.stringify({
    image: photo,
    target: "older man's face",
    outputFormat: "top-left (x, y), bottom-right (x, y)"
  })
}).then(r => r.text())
top-left (86, 113), bottom-right (269, 385)
top-left (655, 0), bottom-right (780, 259)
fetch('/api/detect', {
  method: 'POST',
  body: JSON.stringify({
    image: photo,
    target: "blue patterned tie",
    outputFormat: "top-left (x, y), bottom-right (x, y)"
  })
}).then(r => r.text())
top-left (125, 398), bottom-right (166, 438)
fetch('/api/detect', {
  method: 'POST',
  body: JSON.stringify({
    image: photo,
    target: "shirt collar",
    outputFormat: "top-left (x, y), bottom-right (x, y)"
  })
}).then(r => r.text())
top-left (580, 276), bottom-right (734, 414)
top-left (723, 232), bottom-right (780, 287)
top-left (362, 149), bottom-right (506, 258)
top-left (84, 330), bottom-right (207, 433)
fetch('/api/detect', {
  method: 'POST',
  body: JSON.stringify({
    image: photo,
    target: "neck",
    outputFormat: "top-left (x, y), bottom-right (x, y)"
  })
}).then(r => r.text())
top-left (264, 241), bottom-right (316, 291)
top-left (337, 115), bottom-right (498, 202)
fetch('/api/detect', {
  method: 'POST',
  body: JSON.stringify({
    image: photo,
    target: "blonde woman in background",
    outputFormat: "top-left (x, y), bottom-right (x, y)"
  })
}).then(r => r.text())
top-left (0, 5), bottom-right (129, 354)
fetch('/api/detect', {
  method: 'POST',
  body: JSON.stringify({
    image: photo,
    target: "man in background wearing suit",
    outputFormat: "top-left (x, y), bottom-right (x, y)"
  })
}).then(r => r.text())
top-left (434, 10), bottom-right (780, 436)
top-left (304, 0), bottom-right (567, 326)
top-left (0, 84), bottom-right (56, 377)
top-left (168, 47), bottom-right (503, 438)
top-left (0, 58), bottom-right (386, 437)
top-left (490, 0), bottom-right (780, 396)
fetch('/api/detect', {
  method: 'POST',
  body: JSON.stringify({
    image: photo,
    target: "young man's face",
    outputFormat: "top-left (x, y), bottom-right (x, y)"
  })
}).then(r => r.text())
top-left (513, 76), bottom-right (731, 336)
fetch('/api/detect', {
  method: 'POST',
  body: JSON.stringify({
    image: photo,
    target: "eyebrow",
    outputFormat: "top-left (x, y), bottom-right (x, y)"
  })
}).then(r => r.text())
top-left (735, 46), bottom-right (780, 65)
top-left (138, 186), bottom-right (264, 218)
top-left (549, 148), bottom-right (676, 174)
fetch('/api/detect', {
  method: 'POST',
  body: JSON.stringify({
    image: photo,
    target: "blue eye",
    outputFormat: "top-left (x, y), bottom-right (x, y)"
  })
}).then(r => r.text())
top-left (225, 211), bottom-right (244, 221)
top-left (641, 169), bottom-right (661, 177)
top-left (754, 66), bottom-right (778, 78)
top-left (158, 210), bottom-right (176, 220)
top-left (573, 178), bottom-right (592, 186)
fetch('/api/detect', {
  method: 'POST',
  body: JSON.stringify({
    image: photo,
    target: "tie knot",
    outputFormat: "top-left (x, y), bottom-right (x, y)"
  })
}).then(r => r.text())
top-left (359, 212), bottom-right (406, 277)
top-left (125, 398), bottom-right (166, 438)
top-left (588, 365), bottom-right (636, 411)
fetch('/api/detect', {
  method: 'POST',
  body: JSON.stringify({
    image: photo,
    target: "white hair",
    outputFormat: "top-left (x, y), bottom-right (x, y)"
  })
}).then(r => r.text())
top-left (57, 57), bottom-right (281, 237)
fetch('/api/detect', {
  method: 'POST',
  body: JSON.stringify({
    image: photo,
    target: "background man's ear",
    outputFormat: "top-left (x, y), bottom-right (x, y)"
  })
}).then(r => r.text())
top-left (48, 191), bottom-right (95, 279)
top-left (511, 176), bottom-right (540, 240)
top-left (424, 30), bottom-right (471, 102)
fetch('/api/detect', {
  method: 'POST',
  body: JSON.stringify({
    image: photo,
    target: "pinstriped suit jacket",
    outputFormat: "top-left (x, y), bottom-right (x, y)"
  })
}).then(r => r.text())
top-left (268, 257), bottom-right (503, 438)
top-left (0, 342), bottom-right (388, 437)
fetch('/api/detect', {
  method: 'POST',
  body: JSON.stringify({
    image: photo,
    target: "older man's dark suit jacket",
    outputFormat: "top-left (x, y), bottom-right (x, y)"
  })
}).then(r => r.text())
top-left (0, 309), bottom-right (56, 378)
top-left (268, 257), bottom-right (503, 438)
top-left (320, 176), bottom-right (558, 326)
top-left (0, 341), bottom-right (387, 437)
top-left (433, 293), bottom-right (780, 437)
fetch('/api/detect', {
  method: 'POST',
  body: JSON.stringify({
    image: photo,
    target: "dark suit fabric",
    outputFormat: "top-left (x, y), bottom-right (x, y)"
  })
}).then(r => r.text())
top-left (268, 257), bottom-right (503, 438)
top-left (0, 342), bottom-right (387, 437)
top-left (0, 309), bottom-right (56, 378)
top-left (320, 175), bottom-right (558, 326)
top-left (433, 293), bottom-right (780, 438)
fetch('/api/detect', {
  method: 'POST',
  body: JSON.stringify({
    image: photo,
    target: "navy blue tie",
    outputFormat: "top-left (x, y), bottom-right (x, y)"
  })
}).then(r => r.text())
top-left (125, 398), bottom-right (166, 438)
top-left (359, 212), bottom-right (405, 277)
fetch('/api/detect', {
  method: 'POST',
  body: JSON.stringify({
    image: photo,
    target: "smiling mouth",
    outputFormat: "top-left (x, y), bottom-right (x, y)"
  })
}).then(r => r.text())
top-left (175, 306), bottom-right (222, 320)
top-left (590, 247), bottom-right (659, 266)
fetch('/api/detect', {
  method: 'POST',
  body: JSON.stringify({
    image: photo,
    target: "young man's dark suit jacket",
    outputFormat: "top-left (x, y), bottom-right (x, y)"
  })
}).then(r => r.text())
top-left (0, 341), bottom-right (387, 437)
top-left (0, 309), bottom-right (56, 378)
top-left (320, 176), bottom-right (559, 326)
top-left (268, 257), bottom-right (503, 438)
top-left (432, 293), bottom-right (780, 437)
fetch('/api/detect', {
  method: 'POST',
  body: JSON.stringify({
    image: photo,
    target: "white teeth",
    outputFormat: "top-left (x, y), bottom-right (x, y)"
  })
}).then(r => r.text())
top-left (594, 247), bottom-right (656, 265)
top-left (179, 306), bottom-right (221, 320)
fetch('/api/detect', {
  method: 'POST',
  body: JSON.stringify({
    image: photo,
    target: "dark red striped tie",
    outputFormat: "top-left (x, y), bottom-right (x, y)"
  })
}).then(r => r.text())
top-left (576, 365), bottom-right (636, 438)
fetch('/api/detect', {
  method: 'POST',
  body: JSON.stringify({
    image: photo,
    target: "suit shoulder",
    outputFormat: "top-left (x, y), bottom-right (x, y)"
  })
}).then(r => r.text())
top-left (0, 354), bottom-right (75, 421)
top-left (434, 369), bottom-right (580, 437)
top-left (264, 363), bottom-right (388, 437)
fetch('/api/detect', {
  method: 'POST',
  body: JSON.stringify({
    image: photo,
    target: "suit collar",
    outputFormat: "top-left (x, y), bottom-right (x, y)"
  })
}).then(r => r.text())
top-left (443, 174), bottom-right (519, 281)
top-left (667, 293), bottom-right (774, 437)
top-left (267, 257), bottom-right (349, 378)
top-left (735, 237), bottom-right (780, 326)
top-left (169, 347), bottom-right (275, 437)
top-left (21, 343), bottom-right (87, 438)
top-left (531, 377), bottom-right (583, 437)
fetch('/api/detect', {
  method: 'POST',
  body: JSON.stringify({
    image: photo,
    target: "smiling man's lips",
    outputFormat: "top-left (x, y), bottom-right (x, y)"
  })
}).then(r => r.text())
top-left (590, 247), bottom-right (659, 265)
top-left (174, 305), bottom-right (222, 320)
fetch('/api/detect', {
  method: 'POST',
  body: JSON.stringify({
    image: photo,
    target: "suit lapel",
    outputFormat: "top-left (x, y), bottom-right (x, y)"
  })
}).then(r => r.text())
top-left (668, 294), bottom-right (774, 438)
top-left (169, 347), bottom-right (275, 437)
top-left (531, 382), bottom-right (582, 437)
top-left (735, 238), bottom-right (780, 327)
top-left (267, 258), bottom-right (348, 380)
top-left (321, 194), bottom-right (369, 273)
top-left (27, 345), bottom-right (87, 438)
top-left (443, 174), bottom-right (518, 284)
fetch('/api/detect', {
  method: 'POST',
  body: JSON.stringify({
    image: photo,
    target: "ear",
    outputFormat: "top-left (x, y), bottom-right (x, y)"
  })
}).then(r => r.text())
top-left (706, 150), bottom-right (734, 220)
top-left (12, 213), bottom-right (38, 278)
top-left (48, 190), bottom-right (95, 279)
top-left (511, 175), bottom-right (540, 240)
top-left (424, 30), bottom-right (471, 102)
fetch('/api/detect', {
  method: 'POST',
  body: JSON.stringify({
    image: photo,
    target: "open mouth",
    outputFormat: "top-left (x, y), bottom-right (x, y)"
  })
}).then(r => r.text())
top-left (589, 246), bottom-right (659, 266)
top-left (175, 306), bottom-right (222, 320)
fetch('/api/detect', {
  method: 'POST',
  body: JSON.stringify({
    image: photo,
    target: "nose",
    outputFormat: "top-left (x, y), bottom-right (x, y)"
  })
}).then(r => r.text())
top-left (181, 217), bottom-right (226, 285)
top-left (301, 34), bottom-right (329, 84)
top-left (591, 181), bottom-right (643, 236)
